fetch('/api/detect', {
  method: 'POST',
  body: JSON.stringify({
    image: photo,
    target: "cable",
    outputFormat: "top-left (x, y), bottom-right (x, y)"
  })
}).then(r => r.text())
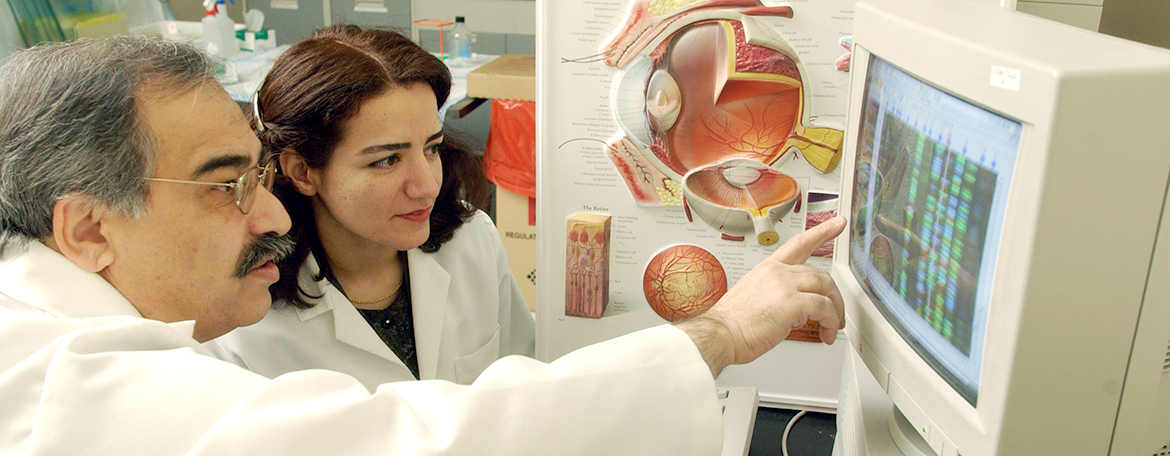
top-left (781, 409), bottom-right (809, 456)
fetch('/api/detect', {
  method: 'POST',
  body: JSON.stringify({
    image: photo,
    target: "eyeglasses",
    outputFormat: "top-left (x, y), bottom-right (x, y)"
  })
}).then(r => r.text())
top-left (144, 159), bottom-right (277, 214)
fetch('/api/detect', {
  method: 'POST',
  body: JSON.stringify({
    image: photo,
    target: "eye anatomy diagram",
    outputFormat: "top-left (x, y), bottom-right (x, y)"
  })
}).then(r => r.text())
top-left (540, 0), bottom-right (857, 407)
top-left (540, 0), bottom-right (855, 345)
top-left (642, 244), bottom-right (728, 322)
top-left (593, 1), bottom-right (849, 247)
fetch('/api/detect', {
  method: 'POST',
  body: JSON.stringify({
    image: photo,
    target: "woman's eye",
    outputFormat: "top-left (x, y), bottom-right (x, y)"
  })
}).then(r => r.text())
top-left (374, 154), bottom-right (401, 167)
top-left (212, 182), bottom-right (236, 193)
top-left (425, 144), bottom-right (442, 156)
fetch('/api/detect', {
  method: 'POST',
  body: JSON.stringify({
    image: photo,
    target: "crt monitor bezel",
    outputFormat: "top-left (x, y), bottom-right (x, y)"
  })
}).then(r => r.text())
top-left (831, 21), bottom-right (1053, 452)
top-left (836, 0), bottom-right (1170, 454)
top-left (844, 51), bottom-right (1022, 409)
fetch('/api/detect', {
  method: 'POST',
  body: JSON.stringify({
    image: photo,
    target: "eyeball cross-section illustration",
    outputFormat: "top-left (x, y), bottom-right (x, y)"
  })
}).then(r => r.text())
top-left (642, 244), bottom-right (728, 322)
top-left (604, 9), bottom-right (845, 207)
top-left (682, 157), bottom-right (800, 245)
top-left (598, 0), bottom-right (795, 70)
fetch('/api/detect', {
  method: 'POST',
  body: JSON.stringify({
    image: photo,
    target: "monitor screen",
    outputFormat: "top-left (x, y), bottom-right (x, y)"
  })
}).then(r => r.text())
top-left (848, 54), bottom-right (1021, 405)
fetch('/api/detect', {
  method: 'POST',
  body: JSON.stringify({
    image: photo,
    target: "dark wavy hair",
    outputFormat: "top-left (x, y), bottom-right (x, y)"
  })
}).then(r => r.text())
top-left (251, 25), bottom-right (491, 309)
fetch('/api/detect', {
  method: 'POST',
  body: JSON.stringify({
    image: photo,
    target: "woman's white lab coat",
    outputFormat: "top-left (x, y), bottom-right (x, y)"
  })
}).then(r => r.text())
top-left (210, 211), bottom-right (535, 389)
top-left (0, 241), bottom-right (723, 455)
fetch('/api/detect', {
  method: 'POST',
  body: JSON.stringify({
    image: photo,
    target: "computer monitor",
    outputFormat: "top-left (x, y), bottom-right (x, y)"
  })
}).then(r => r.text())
top-left (831, 0), bottom-right (1170, 455)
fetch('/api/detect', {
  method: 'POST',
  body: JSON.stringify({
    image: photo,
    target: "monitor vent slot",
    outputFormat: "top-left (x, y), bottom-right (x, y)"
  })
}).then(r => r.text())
top-left (1153, 441), bottom-right (1169, 456)
top-left (1164, 339), bottom-right (1170, 372)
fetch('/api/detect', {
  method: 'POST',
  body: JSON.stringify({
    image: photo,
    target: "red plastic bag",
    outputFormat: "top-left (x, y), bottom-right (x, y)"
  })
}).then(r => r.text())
top-left (482, 99), bottom-right (536, 198)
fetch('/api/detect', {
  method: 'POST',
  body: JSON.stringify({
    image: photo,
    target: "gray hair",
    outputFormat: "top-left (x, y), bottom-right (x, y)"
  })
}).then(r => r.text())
top-left (0, 35), bottom-right (213, 249)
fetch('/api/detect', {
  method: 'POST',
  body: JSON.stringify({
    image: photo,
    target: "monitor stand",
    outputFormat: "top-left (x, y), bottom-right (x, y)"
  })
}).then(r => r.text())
top-left (833, 346), bottom-right (934, 456)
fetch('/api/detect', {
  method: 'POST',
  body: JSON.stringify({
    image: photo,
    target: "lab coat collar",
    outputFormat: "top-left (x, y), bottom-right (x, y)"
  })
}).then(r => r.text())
top-left (0, 241), bottom-right (143, 320)
top-left (292, 253), bottom-right (332, 321)
top-left (0, 241), bottom-right (200, 340)
top-left (293, 250), bottom-right (451, 380)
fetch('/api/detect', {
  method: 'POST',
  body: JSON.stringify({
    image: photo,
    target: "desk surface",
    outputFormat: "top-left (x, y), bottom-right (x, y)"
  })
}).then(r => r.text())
top-left (220, 45), bottom-right (289, 103)
top-left (221, 47), bottom-right (499, 117)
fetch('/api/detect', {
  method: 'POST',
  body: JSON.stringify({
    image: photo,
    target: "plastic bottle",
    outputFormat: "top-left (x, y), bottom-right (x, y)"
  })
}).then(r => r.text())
top-left (215, 0), bottom-right (238, 57)
top-left (201, 1), bottom-right (223, 56)
top-left (449, 16), bottom-right (472, 67)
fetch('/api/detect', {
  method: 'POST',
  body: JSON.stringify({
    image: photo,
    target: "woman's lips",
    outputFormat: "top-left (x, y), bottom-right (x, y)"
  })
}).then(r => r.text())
top-left (398, 207), bottom-right (432, 223)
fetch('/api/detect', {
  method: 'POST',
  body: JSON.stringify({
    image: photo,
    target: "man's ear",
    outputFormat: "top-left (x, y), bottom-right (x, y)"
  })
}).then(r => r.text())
top-left (279, 150), bottom-right (319, 197)
top-left (49, 194), bottom-right (115, 273)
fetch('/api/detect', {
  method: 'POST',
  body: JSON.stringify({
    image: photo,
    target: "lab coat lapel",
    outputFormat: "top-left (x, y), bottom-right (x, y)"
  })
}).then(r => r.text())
top-left (294, 253), bottom-right (406, 367)
top-left (327, 289), bottom-right (403, 364)
top-left (407, 248), bottom-right (450, 380)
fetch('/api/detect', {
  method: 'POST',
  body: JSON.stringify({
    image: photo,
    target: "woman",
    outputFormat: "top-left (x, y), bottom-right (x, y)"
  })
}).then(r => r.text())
top-left (210, 25), bottom-right (535, 390)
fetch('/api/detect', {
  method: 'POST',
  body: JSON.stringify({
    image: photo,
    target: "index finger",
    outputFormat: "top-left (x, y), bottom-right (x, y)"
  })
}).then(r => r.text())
top-left (770, 215), bottom-right (846, 265)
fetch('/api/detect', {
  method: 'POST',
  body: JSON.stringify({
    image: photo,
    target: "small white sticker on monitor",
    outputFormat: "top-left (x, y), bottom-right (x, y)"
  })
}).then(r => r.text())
top-left (990, 66), bottom-right (1021, 91)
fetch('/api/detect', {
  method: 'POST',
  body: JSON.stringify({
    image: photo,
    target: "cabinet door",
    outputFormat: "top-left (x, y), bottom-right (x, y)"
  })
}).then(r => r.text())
top-left (249, 0), bottom-right (327, 45)
top-left (330, 0), bottom-right (411, 33)
top-left (1016, 1), bottom-right (1103, 31)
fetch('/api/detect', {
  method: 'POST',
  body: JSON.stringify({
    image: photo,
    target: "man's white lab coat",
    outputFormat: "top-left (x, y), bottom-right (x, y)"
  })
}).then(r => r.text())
top-left (211, 211), bottom-right (535, 388)
top-left (0, 241), bottom-right (723, 455)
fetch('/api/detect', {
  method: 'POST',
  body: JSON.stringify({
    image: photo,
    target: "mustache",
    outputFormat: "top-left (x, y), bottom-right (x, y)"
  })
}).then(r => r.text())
top-left (234, 234), bottom-right (296, 279)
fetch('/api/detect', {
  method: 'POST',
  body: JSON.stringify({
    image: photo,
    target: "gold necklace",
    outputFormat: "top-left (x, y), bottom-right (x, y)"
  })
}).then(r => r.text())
top-left (348, 281), bottom-right (403, 306)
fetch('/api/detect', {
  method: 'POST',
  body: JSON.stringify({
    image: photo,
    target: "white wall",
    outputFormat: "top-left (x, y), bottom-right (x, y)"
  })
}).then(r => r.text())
top-left (409, 0), bottom-right (534, 41)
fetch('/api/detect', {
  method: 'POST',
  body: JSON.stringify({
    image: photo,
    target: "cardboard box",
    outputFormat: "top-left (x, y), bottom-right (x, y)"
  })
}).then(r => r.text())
top-left (74, 13), bottom-right (128, 39)
top-left (467, 54), bottom-right (535, 102)
top-left (494, 186), bottom-right (537, 311)
top-left (235, 29), bottom-right (277, 52)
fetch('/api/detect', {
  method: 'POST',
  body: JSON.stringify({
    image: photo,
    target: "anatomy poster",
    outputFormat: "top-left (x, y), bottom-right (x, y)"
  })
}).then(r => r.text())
top-left (536, 0), bottom-right (855, 409)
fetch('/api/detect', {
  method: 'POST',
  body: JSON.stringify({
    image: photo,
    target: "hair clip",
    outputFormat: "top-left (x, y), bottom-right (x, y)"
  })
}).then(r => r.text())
top-left (252, 92), bottom-right (265, 133)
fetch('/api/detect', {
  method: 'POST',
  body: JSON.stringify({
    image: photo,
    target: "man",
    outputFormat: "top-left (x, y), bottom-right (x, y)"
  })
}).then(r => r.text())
top-left (0, 36), bottom-right (845, 455)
